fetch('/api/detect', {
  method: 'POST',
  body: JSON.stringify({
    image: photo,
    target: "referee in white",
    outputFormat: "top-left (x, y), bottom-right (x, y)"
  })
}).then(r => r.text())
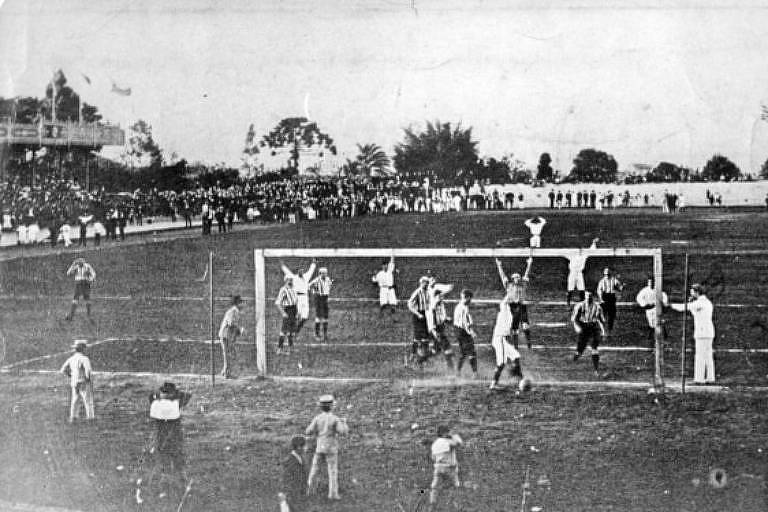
top-left (671, 284), bottom-right (716, 384)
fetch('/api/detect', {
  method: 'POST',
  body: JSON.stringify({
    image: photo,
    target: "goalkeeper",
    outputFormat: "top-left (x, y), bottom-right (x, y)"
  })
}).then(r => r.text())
top-left (495, 257), bottom-right (533, 349)
top-left (571, 291), bottom-right (606, 376)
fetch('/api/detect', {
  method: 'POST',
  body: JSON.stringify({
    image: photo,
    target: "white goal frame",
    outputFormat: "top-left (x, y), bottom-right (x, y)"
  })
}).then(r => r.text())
top-left (253, 247), bottom-right (665, 389)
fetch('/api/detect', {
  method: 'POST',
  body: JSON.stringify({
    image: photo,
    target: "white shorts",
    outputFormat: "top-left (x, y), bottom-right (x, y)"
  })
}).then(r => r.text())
top-left (491, 335), bottom-right (521, 366)
top-left (378, 287), bottom-right (397, 306)
top-left (644, 309), bottom-right (658, 328)
top-left (529, 235), bottom-right (541, 248)
top-left (567, 272), bottom-right (585, 291)
top-left (297, 295), bottom-right (310, 320)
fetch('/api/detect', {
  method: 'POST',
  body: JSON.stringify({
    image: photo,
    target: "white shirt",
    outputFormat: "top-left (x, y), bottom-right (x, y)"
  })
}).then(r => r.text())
top-left (492, 307), bottom-right (513, 338)
top-left (282, 262), bottom-right (316, 294)
top-left (373, 260), bottom-right (395, 288)
top-left (431, 435), bottom-right (463, 467)
top-left (218, 305), bottom-right (242, 338)
top-left (524, 218), bottom-right (546, 236)
top-left (636, 286), bottom-right (668, 309)
top-left (671, 296), bottom-right (715, 338)
top-left (60, 352), bottom-right (92, 388)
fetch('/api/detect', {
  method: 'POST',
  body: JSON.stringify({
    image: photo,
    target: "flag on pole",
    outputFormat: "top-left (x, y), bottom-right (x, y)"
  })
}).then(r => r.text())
top-left (111, 81), bottom-right (132, 96)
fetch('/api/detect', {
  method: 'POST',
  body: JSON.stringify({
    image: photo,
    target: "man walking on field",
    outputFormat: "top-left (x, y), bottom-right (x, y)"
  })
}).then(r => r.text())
top-left (306, 395), bottom-right (349, 501)
top-left (524, 216), bottom-right (546, 248)
top-left (281, 259), bottom-right (317, 337)
top-left (60, 340), bottom-right (95, 422)
top-left (309, 267), bottom-right (333, 342)
top-left (671, 284), bottom-right (716, 384)
top-left (218, 295), bottom-right (245, 378)
top-left (566, 238), bottom-right (599, 307)
top-left (452, 289), bottom-right (478, 378)
top-left (372, 256), bottom-right (398, 316)
top-left (408, 277), bottom-right (432, 366)
top-left (65, 257), bottom-right (96, 321)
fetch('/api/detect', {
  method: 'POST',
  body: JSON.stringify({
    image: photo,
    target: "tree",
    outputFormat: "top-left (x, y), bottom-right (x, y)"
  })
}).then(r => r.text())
top-left (761, 157), bottom-right (768, 180)
top-left (352, 143), bottom-right (391, 177)
top-left (124, 119), bottom-right (163, 169)
top-left (647, 161), bottom-right (684, 182)
top-left (44, 69), bottom-right (82, 122)
top-left (569, 148), bottom-right (618, 183)
top-left (249, 117), bottom-right (337, 171)
top-left (701, 154), bottom-right (740, 182)
top-left (393, 120), bottom-right (478, 184)
top-left (536, 152), bottom-right (553, 181)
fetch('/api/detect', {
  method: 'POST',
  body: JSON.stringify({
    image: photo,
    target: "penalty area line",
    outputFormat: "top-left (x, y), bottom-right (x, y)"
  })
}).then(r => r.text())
top-left (0, 337), bottom-right (124, 371)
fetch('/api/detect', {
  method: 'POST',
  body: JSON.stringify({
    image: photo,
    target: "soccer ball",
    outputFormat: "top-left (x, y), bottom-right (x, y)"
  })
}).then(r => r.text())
top-left (518, 377), bottom-right (533, 392)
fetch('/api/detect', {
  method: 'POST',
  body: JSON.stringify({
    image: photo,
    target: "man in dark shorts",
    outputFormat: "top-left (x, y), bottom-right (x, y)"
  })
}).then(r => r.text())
top-left (407, 276), bottom-right (431, 366)
top-left (452, 289), bottom-right (478, 378)
top-left (309, 267), bottom-right (333, 342)
top-left (571, 291), bottom-right (606, 376)
top-left (275, 275), bottom-right (298, 354)
top-left (65, 258), bottom-right (96, 321)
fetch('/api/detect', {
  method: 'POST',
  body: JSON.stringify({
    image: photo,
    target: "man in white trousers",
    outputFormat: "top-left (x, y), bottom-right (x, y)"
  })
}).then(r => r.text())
top-left (282, 259), bottom-right (317, 336)
top-left (306, 394), bottom-right (348, 501)
top-left (60, 340), bottom-right (95, 422)
top-left (671, 284), bottom-right (716, 384)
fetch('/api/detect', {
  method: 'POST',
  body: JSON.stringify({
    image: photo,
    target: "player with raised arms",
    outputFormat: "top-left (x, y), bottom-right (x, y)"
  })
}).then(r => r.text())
top-left (281, 258), bottom-right (316, 337)
top-left (372, 255), bottom-right (398, 317)
top-left (523, 216), bottom-right (546, 248)
top-left (426, 279), bottom-right (455, 369)
top-left (566, 238), bottom-right (599, 307)
top-left (495, 256), bottom-right (534, 349)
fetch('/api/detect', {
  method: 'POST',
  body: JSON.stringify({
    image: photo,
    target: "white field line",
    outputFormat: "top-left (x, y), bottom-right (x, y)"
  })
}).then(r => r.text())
top-left (0, 500), bottom-right (85, 512)
top-left (0, 337), bottom-right (124, 371)
top-left (5, 368), bottom-right (764, 393)
top-left (0, 294), bottom-right (766, 308)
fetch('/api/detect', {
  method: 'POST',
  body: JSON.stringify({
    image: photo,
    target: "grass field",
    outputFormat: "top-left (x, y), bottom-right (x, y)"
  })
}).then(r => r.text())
top-left (1, 208), bottom-right (767, 511)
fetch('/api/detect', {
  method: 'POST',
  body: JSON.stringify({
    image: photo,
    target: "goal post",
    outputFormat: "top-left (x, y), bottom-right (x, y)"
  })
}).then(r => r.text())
top-left (253, 247), bottom-right (664, 388)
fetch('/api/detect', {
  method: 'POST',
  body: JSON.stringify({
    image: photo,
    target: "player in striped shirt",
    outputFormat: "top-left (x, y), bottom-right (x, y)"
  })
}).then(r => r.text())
top-left (571, 291), bottom-right (606, 376)
top-left (65, 258), bottom-right (96, 321)
top-left (309, 267), bottom-right (333, 342)
top-left (452, 289), bottom-right (478, 378)
top-left (426, 281), bottom-right (455, 369)
top-left (372, 256), bottom-right (398, 316)
top-left (596, 267), bottom-right (623, 334)
top-left (275, 276), bottom-right (299, 354)
top-left (407, 277), bottom-right (432, 365)
top-left (281, 259), bottom-right (317, 337)
top-left (495, 257), bottom-right (533, 349)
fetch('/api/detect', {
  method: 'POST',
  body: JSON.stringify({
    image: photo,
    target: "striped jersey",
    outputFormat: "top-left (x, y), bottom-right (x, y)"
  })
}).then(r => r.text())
top-left (67, 261), bottom-right (96, 282)
top-left (309, 276), bottom-right (333, 296)
top-left (452, 302), bottom-right (473, 334)
top-left (597, 276), bottom-right (622, 296)
top-left (503, 282), bottom-right (528, 304)
top-left (275, 285), bottom-right (298, 307)
top-left (427, 298), bottom-right (448, 331)
top-left (571, 301), bottom-right (605, 324)
top-left (408, 287), bottom-right (430, 314)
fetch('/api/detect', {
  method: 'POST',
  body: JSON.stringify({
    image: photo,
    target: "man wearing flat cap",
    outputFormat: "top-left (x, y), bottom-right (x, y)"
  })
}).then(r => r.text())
top-left (60, 339), bottom-right (95, 422)
top-left (306, 395), bottom-right (349, 501)
top-left (218, 295), bottom-right (245, 378)
top-left (671, 284), bottom-right (716, 384)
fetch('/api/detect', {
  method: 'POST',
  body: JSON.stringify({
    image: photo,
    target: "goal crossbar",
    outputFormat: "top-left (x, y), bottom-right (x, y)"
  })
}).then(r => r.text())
top-left (262, 248), bottom-right (658, 258)
top-left (254, 247), bottom-right (665, 392)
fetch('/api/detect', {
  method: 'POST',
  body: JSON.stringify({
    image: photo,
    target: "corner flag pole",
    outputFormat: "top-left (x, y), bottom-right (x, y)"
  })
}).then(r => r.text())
top-left (209, 251), bottom-right (215, 388)
top-left (681, 253), bottom-right (689, 394)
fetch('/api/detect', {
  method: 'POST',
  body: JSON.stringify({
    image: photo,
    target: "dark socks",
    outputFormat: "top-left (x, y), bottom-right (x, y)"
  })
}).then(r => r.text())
top-left (592, 353), bottom-right (600, 371)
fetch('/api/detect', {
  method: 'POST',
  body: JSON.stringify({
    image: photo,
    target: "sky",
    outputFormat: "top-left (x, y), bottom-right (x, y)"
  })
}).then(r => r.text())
top-left (1, 0), bottom-right (768, 173)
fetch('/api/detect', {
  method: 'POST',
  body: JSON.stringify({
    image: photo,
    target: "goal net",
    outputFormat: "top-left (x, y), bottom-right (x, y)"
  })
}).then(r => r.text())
top-left (253, 247), bottom-right (666, 388)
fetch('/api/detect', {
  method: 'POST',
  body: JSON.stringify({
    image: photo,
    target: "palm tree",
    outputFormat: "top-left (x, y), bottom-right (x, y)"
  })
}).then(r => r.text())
top-left (393, 120), bottom-right (478, 183)
top-left (353, 143), bottom-right (391, 177)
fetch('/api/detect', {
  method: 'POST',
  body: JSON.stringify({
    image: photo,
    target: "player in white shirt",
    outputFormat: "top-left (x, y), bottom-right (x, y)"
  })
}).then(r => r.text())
top-left (671, 284), bottom-right (715, 384)
top-left (489, 304), bottom-right (524, 390)
top-left (429, 425), bottom-right (463, 508)
top-left (281, 259), bottom-right (316, 336)
top-left (218, 295), bottom-right (244, 378)
top-left (566, 238), bottom-right (599, 307)
top-left (523, 216), bottom-right (546, 248)
top-left (635, 277), bottom-right (669, 348)
top-left (60, 340), bottom-right (95, 422)
top-left (372, 256), bottom-right (398, 316)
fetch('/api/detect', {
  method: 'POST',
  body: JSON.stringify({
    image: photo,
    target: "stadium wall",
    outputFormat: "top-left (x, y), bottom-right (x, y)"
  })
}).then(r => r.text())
top-left (484, 181), bottom-right (768, 207)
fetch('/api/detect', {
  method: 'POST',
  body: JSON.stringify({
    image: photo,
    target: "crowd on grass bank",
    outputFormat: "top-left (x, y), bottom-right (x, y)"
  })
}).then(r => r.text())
top-left (0, 171), bottom-right (755, 246)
